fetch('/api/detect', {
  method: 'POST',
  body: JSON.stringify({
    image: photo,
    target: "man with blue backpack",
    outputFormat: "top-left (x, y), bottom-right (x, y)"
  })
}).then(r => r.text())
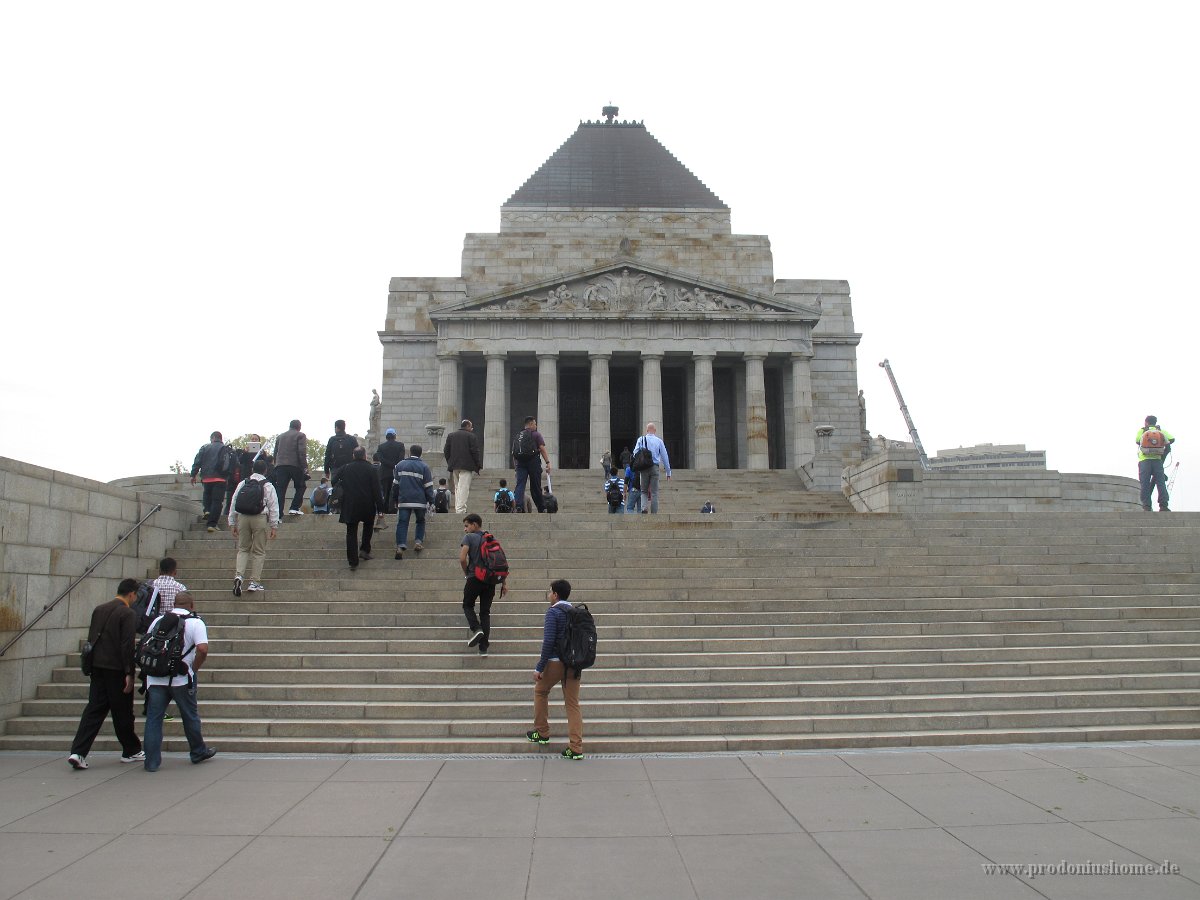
top-left (526, 579), bottom-right (592, 760)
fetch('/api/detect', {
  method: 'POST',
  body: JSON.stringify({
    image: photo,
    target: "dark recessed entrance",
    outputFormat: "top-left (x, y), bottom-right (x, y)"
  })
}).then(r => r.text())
top-left (662, 367), bottom-right (689, 469)
top-left (558, 367), bottom-right (589, 469)
top-left (609, 367), bottom-right (640, 461)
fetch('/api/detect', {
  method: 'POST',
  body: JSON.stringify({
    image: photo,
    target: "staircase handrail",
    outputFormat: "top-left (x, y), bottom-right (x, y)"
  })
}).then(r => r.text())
top-left (0, 503), bottom-right (163, 657)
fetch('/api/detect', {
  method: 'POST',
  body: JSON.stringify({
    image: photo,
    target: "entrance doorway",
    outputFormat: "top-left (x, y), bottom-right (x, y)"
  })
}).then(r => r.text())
top-left (558, 367), bottom-right (589, 468)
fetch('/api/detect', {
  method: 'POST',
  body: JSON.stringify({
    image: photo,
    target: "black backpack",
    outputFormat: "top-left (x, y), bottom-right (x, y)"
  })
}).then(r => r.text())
top-left (216, 444), bottom-right (237, 478)
top-left (512, 429), bottom-right (537, 460)
top-left (605, 479), bottom-right (623, 505)
top-left (234, 477), bottom-right (268, 515)
top-left (433, 488), bottom-right (450, 513)
top-left (555, 604), bottom-right (597, 678)
top-left (494, 490), bottom-right (514, 513)
top-left (131, 582), bottom-right (161, 633)
top-left (136, 612), bottom-right (196, 679)
top-left (631, 438), bottom-right (654, 471)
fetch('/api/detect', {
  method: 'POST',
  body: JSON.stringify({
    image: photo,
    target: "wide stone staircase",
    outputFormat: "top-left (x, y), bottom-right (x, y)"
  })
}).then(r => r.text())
top-left (3, 470), bottom-right (1199, 754)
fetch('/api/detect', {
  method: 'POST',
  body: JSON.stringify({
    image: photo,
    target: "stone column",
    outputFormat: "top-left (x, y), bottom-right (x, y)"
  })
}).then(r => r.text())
top-left (589, 353), bottom-right (611, 469)
top-left (693, 354), bottom-right (717, 470)
top-left (745, 353), bottom-right (769, 470)
top-left (483, 352), bottom-right (508, 469)
top-left (791, 352), bottom-right (815, 468)
top-left (537, 353), bottom-right (559, 470)
top-left (641, 353), bottom-right (663, 432)
top-left (436, 353), bottom-right (459, 432)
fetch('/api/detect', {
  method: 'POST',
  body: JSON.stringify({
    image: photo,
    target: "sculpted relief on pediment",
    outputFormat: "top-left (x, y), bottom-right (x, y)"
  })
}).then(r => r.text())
top-left (476, 270), bottom-right (786, 315)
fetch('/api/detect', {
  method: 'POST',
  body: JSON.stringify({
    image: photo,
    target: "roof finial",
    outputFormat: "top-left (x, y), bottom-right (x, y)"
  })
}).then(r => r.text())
top-left (602, 103), bottom-right (619, 124)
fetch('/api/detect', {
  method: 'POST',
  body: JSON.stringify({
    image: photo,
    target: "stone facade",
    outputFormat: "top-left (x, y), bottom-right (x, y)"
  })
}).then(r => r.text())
top-left (379, 118), bottom-right (864, 485)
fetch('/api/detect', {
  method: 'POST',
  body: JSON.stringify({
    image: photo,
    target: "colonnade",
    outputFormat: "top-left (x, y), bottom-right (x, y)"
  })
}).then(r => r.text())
top-left (436, 351), bottom-right (816, 470)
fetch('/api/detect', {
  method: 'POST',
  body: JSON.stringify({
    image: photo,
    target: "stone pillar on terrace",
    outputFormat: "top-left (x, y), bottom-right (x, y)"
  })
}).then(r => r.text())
top-left (436, 353), bottom-right (460, 434)
top-left (589, 353), bottom-right (611, 469)
top-left (745, 353), bottom-right (769, 470)
top-left (537, 353), bottom-right (559, 470)
top-left (791, 352), bottom-right (815, 468)
top-left (641, 353), bottom-right (663, 433)
top-left (483, 352), bottom-right (508, 468)
top-left (693, 353), bottom-right (717, 470)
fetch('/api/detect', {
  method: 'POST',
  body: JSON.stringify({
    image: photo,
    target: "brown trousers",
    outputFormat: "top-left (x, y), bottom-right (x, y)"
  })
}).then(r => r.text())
top-left (533, 661), bottom-right (583, 753)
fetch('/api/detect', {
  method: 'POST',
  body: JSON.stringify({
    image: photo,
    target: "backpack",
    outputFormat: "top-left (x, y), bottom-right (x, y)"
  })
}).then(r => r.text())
top-left (433, 488), bottom-right (450, 513)
top-left (131, 582), bottom-right (161, 633)
top-left (494, 490), bottom-right (514, 513)
top-left (512, 428), bottom-right (538, 460)
top-left (555, 604), bottom-right (597, 678)
top-left (136, 612), bottom-right (196, 679)
top-left (312, 485), bottom-right (330, 506)
top-left (472, 532), bottom-right (509, 585)
top-left (216, 444), bottom-right (237, 478)
top-left (1141, 428), bottom-right (1168, 457)
top-left (631, 438), bottom-right (654, 471)
top-left (605, 479), bottom-right (623, 505)
top-left (234, 477), bottom-right (268, 515)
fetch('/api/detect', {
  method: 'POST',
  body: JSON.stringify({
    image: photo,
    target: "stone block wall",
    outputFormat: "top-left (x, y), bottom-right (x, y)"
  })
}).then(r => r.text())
top-left (0, 458), bottom-right (193, 727)
top-left (843, 448), bottom-right (1142, 513)
top-left (465, 209), bottom-right (775, 296)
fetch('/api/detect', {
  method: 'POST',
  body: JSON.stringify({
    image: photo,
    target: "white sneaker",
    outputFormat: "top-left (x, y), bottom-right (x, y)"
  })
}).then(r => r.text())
top-left (246, 582), bottom-right (266, 592)
top-left (121, 750), bottom-right (146, 763)
top-left (287, 509), bottom-right (304, 516)
top-left (68, 753), bottom-right (87, 770)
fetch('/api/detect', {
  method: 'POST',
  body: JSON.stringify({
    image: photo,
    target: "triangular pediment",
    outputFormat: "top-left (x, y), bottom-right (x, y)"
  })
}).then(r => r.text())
top-left (431, 261), bottom-right (820, 319)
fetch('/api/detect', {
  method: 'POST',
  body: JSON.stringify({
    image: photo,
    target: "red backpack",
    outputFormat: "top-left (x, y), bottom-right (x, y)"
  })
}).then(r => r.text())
top-left (473, 532), bottom-right (509, 585)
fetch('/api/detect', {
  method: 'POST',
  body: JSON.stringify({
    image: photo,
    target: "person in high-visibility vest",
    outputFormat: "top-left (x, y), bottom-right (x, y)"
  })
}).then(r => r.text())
top-left (1135, 415), bottom-right (1175, 511)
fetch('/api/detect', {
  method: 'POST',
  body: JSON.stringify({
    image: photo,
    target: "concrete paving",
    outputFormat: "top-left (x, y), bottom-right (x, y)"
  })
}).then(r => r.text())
top-left (1, 741), bottom-right (1198, 899)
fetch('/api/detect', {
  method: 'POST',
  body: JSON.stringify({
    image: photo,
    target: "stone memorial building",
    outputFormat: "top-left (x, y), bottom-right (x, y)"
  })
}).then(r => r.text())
top-left (378, 108), bottom-right (865, 483)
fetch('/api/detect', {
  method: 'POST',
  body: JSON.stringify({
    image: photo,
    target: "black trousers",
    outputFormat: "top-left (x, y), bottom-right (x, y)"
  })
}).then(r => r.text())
top-left (201, 482), bottom-right (226, 527)
top-left (70, 667), bottom-right (141, 757)
top-left (273, 465), bottom-right (306, 512)
top-left (345, 516), bottom-right (374, 566)
top-left (462, 576), bottom-right (497, 650)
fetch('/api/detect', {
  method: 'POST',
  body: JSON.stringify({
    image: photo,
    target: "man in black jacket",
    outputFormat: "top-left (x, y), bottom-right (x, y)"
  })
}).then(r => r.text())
top-left (335, 446), bottom-right (384, 569)
top-left (443, 419), bottom-right (483, 515)
top-left (324, 419), bottom-right (360, 513)
top-left (374, 428), bottom-right (406, 515)
top-left (67, 578), bottom-right (143, 769)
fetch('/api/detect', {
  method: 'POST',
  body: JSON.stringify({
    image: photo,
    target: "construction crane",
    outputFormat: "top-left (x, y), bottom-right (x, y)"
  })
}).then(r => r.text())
top-left (878, 358), bottom-right (932, 471)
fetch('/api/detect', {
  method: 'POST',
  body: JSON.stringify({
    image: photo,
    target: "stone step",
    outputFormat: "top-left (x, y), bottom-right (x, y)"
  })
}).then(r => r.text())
top-left (6, 721), bottom-right (1200, 755)
top-left (37, 672), bottom-right (1200, 703)
top-left (7, 706), bottom-right (1199, 742)
top-left (22, 688), bottom-right (1200, 723)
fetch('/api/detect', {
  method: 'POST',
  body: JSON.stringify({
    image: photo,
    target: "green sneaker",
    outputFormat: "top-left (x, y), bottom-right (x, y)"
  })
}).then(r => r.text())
top-left (526, 730), bottom-right (549, 745)
top-left (561, 748), bottom-right (584, 761)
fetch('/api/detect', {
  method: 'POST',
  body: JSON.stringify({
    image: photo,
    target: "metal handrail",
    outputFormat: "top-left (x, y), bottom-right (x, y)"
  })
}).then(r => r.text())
top-left (0, 503), bottom-right (163, 657)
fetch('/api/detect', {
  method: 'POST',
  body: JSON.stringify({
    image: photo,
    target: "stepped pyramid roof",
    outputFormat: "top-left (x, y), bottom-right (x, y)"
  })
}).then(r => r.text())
top-left (505, 112), bottom-right (727, 210)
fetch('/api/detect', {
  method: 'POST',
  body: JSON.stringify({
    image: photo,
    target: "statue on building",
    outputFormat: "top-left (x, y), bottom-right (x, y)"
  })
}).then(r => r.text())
top-left (368, 389), bottom-right (382, 447)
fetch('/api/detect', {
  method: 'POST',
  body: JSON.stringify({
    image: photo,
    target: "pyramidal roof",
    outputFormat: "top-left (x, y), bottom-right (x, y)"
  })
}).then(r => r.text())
top-left (505, 117), bottom-right (727, 210)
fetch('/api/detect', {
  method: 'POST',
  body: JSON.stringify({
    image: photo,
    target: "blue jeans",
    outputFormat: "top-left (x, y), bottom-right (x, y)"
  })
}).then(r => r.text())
top-left (143, 682), bottom-right (209, 770)
top-left (514, 459), bottom-right (544, 512)
top-left (625, 488), bottom-right (642, 513)
top-left (608, 500), bottom-right (625, 514)
top-left (1139, 458), bottom-right (1169, 509)
top-left (395, 507), bottom-right (426, 547)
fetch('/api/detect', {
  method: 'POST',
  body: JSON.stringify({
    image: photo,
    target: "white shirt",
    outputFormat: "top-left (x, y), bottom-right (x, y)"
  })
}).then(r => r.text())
top-left (145, 608), bottom-right (209, 687)
top-left (227, 473), bottom-right (282, 529)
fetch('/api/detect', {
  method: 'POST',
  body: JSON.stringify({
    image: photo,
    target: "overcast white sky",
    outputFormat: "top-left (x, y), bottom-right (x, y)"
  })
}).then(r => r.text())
top-left (2, 2), bottom-right (1197, 508)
